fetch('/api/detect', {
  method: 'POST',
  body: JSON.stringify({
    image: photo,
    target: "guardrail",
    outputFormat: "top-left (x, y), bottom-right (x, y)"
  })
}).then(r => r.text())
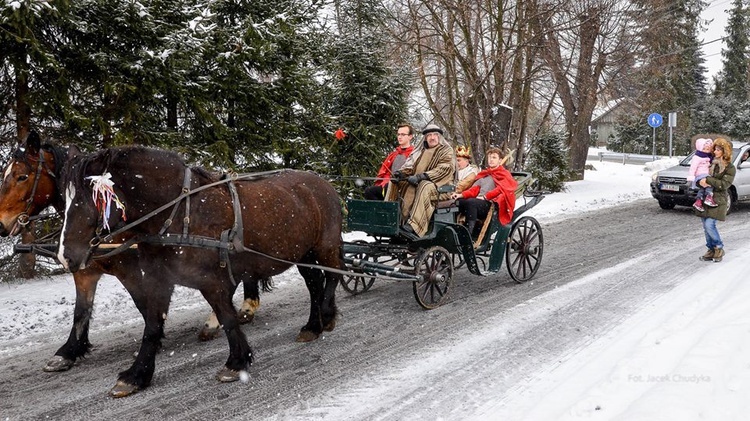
top-left (593, 152), bottom-right (662, 164)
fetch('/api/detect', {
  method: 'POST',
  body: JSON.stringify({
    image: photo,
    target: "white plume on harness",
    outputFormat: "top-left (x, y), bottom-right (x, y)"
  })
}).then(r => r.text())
top-left (85, 172), bottom-right (127, 231)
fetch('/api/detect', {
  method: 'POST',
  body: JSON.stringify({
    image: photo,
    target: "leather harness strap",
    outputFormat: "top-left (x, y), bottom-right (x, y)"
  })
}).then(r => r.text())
top-left (158, 167), bottom-right (193, 236)
top-left (91, 168), bottom-right (271, 287)
top-left (17, 148), bottom-right (56, 226)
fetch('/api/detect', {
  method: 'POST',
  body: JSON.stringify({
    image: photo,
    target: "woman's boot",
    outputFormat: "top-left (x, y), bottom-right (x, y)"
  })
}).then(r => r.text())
top-left (700, 248), bottom-right (714, 261)
top-left (713, 247), bottom-right (725, 262)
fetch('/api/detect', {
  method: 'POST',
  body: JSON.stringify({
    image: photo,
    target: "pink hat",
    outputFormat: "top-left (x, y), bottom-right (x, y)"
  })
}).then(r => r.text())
top-left (695, 138), bottom-right (713, 151)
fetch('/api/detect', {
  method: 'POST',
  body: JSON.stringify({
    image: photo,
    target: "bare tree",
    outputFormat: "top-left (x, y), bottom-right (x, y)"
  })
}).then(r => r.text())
top-left (526, 0), bottom-right (637, 178)
top-left (388, 0), bottom-right (639, 177)
top-left (388, 0), bottom-right (541, 165)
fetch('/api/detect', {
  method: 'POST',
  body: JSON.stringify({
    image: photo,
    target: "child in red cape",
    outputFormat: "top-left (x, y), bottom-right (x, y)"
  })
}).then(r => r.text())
top-left (450, 147), bottom-right (517, 236)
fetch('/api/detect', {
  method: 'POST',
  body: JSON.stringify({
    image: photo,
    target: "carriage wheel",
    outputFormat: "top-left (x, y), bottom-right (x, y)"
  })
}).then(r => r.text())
top-left (505, 216), bottom-right (543, 283)
top-left (412, 246), bottom-right (453, 309)
top-left (341, 242), bottom-right (376, 294)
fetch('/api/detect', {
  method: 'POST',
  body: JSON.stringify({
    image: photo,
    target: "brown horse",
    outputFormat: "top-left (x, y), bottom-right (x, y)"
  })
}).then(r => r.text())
top-left (57, 145), bottom-right (343, 397)
top-left (0, 132), bottom-right (266, 372)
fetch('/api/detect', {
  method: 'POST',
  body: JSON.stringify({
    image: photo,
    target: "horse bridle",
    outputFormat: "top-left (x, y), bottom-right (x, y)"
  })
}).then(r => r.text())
top-left (10, 147), bottom-right (57, 228)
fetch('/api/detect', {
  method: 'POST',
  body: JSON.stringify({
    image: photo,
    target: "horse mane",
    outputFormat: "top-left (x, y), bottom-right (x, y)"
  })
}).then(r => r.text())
top-left (68, 146), bottom-right (157, 192)
top-left (191, 166), bottom-right (220, 183)
top-left (42, 142), bottom-right (68, 181)
top-left (70, 145), bottom-right (224, 190)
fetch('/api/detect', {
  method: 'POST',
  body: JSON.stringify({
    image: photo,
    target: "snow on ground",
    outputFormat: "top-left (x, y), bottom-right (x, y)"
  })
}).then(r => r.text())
top-left (521, 153), bottom-right (665, 223)
top-left (2, 153), bottom-right (749, 420)
top-left (489, 249), bottom-right (750, 420)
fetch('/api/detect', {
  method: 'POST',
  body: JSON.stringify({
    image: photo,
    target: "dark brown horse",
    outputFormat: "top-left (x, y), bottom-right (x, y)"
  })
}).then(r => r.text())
top-left (0, 133), bottom-right (266, 373)
top-left (57, 145), bottom-right (343, 397)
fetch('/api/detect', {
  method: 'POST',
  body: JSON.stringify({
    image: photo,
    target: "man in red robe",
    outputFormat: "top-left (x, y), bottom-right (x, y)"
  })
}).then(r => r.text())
top-left (364, 123), bottom-right (415, 200)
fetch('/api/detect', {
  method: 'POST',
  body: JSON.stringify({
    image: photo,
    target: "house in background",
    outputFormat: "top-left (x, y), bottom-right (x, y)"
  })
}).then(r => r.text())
top-left (590, 98), bottom-right (637, 148)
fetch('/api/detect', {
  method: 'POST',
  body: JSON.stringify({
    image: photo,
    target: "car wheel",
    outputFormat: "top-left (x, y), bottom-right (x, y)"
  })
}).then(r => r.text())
top-left (658, 201), bottom-right (675, 210)
top-left (727, 189), bottom-right (735, 214)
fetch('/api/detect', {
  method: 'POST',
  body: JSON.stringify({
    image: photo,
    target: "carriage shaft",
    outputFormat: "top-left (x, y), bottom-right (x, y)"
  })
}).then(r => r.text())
top-left (344, 256), bottom-right (422, 282)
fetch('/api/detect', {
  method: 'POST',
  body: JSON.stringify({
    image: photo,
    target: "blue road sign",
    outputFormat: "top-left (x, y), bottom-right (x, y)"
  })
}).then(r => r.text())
top-left (648, 113), bottom-right (663, 128)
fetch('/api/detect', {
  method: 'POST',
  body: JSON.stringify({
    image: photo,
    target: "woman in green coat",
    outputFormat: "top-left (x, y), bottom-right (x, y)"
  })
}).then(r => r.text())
top-left (696, 137), bottom-right (735, 262)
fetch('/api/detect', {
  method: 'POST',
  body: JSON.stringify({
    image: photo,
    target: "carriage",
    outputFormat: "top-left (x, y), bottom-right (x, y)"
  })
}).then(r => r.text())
top-left (2, 137), bottom-right (543, 396)
top-left (13, 169), bottom-right (545, 312)
top-left (341, 172), bottom-right (544, 309)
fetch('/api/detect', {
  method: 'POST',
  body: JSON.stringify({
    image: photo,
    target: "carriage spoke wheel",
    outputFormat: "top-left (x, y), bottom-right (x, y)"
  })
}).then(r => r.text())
top-left (505, 216), bottom-right (544, 283)
top-left (342, 242), bottom-right (376, 294)
top-left (412, 246), bottom-right (453, 309)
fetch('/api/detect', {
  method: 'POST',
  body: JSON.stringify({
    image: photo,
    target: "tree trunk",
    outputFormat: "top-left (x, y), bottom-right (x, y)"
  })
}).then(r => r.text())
top-left (531, 3), bottom-right (607, 180)
top-left (568, 122), bottom-right (591, 180)
top-left (18, 228), bottom-right (37, 279)
top-left (167, 95), bottom-right (178, 130)
top-left (15, 67), bottom-right (36, 279)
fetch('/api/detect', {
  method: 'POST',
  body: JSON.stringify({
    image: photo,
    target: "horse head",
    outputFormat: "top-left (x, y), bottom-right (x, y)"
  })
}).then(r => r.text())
top-left (0, 131), bottom-right (64, 236)
top-left (57, 147), bottom-right (112, 271)
top-left (58, 146), bottom-right (181, 271)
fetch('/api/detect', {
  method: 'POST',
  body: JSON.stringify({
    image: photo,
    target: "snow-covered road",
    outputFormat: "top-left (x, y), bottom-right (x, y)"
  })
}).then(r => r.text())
top-left (2, 159), bottom-right (749, 420)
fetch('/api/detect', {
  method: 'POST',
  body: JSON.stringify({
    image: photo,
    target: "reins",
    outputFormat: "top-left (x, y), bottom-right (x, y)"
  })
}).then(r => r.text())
top-left (85, 168), bottom-right (418, 283)
top-left (92, 168), bottom-right (285, 245)
top-left (15, 148), bottom-right (58, 227)
top-left (86, 168), bottom-right (285, 286)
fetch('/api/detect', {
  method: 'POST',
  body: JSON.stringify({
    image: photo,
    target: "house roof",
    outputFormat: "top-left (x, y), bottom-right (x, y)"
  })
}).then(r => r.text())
top-left (591, 98), bottom-right (635, 123)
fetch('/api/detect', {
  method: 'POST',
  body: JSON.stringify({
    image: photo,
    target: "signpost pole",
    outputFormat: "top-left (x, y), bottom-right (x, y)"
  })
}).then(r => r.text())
top-left (668, 112), bottom-right (677, 158)
top-left (647, 113), bottom-right (663, 161)
top-left (668, 126), bottom-right (673, 158)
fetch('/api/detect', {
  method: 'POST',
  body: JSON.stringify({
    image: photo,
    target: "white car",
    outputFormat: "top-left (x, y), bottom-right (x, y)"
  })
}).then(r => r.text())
top-left (650, 142), bottom-right (750, 212)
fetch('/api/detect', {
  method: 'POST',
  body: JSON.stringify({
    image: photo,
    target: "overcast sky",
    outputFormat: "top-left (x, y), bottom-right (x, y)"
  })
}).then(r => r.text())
top-left (701, 0), bottom-right (731, 82)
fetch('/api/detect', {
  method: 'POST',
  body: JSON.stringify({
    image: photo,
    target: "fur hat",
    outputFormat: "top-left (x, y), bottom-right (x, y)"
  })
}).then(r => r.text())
top-left (713, 137), bottom-right (733, 161)
top-left (455, 145), bottom-right (471, 159)
top-left (421, 124), bottom-right (443, 136)
top-left (695, 138), bottom-right (713, 151)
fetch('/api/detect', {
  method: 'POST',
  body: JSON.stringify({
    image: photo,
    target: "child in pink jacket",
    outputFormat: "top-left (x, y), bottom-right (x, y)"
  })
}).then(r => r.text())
top-left (688, 138), bottom-right (717, 211)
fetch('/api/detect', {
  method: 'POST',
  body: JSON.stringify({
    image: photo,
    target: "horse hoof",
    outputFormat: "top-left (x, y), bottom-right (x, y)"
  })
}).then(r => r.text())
top-left (198, 327), bottom-right (222, 341)
top-left (216, 367), bottom-right (241, 383)
top-left (109, 381), bottom-right (140, 398)
top-left (323, 319), bottom-right (336, 332)
top-left (296, 330), bottom-right (320, 342)
top-left (237, 311), bottom-right (255, 324)
top-left (43, 356), bottom-right (75, 372)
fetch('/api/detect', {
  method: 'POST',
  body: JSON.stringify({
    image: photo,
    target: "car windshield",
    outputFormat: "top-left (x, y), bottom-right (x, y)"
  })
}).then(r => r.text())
top-left (679, 148), bottom-right (742, 165)
top-left (679, 152), bottom-right (695, 166)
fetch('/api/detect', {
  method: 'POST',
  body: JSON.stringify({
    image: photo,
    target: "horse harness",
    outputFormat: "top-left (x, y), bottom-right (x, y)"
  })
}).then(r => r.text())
top-left (87, 168), bottom-right (363, 283)
top-left (88, 168), bottom-right (283, 286)
top-left (12, 146), bottom-right (58, 227)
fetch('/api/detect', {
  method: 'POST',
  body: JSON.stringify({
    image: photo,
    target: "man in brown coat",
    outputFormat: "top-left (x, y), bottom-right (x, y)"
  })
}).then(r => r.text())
top-left (387, 124), bottom-right (456, 237)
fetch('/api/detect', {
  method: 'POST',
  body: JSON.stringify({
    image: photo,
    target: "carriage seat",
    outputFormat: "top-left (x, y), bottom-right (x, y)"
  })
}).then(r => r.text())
top-left (436, 199), bottom-right (457, 209)
top-left (436, 184), bottom-right (457, 209)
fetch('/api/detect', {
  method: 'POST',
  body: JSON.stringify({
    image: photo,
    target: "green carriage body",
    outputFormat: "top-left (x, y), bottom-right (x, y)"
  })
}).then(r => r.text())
top-left (344, 171), bottom-right (541, 279)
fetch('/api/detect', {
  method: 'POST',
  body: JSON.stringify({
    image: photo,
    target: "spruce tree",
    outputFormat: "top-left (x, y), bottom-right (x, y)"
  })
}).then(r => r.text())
top-left (714, 0), bottom-right (750, 101)
top-left (525, 130), bottom-right (571, 193)
top-left (173, 0), bottom-right (331, 171)
top-left (626, 0), bottom-right (708, 155)
top-left (0, 0), bottom-right (72, 139)
top-left (322, 0), bottom-right (412, 197)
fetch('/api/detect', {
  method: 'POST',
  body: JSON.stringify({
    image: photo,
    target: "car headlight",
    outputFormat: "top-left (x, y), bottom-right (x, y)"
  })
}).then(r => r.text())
top-left (651, 172), bottom-right (659, 182)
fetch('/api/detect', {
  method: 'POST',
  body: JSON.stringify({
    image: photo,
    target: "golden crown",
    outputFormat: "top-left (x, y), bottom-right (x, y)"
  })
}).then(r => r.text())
top-left (455, 145), bottom-right (471, 158)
